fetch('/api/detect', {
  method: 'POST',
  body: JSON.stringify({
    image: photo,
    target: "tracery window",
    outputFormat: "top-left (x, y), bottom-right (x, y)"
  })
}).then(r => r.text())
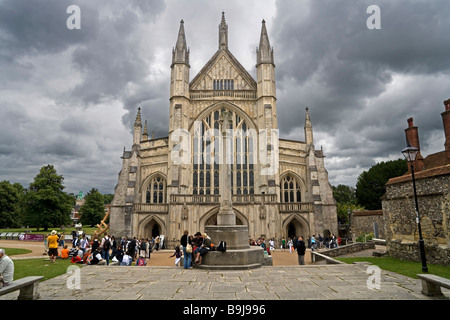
top-left (145, 176), bottom-right (166, 204)
top-left (213, 79), bottom-right (234, 90)
top-left (193, 107), bottom-right (255, 195)
top-left (280, 175), bottom-right (301, 202)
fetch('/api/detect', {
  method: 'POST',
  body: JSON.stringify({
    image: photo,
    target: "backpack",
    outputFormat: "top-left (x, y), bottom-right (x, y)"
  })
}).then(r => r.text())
top-left (103, 238), bottom-right (111, 251)
top-left (137, 258), bottom-right (146, 266)
top-left (217, 241), bottom-right (227, 253)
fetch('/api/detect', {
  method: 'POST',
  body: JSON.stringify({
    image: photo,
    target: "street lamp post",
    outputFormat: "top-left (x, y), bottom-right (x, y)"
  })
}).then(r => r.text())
top-left (401, 143), bottom-right (428, 272)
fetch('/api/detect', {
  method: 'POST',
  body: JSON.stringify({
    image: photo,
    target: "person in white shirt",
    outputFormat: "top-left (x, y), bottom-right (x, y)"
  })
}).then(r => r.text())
top-left (0, 249), bottom-right (14, 286)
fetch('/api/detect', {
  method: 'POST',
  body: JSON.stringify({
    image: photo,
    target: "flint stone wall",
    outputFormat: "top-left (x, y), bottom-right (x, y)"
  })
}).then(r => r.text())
top-left (382, 170), bottom-right (450, 265)
top-left (350, 210), bottom-right (385, 239)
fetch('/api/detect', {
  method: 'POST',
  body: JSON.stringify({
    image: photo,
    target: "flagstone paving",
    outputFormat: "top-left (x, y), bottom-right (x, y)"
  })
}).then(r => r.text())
top-left (1, 263), bottom-right (449, 301)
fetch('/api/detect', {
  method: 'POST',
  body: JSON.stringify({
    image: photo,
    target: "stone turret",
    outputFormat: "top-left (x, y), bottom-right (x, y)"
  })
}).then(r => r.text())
top-left (304, 107), bottom-right (313, 146)
top-left (133, 107), bottom-right (142, 147)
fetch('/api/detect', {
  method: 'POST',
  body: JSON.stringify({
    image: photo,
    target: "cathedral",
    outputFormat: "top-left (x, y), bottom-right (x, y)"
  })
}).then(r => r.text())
top-left (109, 13), bottom-right (338, 248)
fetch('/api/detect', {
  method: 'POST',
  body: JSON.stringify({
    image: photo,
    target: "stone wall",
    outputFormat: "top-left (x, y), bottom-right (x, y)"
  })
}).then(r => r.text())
top-left (382, 166), bottom-right (450, 265)
top-left (350, 210), bottom-right (385, 239)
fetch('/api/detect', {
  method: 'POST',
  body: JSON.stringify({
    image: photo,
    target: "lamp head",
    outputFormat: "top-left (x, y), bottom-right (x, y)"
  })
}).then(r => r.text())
top-left (402, 142), bottom-right (419, 162)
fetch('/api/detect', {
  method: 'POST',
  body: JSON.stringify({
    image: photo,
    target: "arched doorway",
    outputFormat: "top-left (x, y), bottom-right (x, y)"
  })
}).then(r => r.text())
top-left (151, 223), bottom-right (160, 238)
top-left (141, 217), bottom-right (163, 239)
top-left (287, 222), bottom-right (297, 239)
top-left (284, 214), bottom-right (309, 240)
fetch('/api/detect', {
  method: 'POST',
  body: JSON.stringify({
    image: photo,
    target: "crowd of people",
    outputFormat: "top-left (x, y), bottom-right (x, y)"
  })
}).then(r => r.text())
top-left (42, 229), bottom-right (216, 269)
top-left (44, 230), bottom-right (169, 266)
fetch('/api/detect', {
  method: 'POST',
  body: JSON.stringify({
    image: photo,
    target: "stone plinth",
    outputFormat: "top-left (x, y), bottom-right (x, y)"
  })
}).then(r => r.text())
top-left (197, 247), bottom-right (265, 270)
top-left (195, 224), bottom-right (265, 270)
top-left (205, 225), bottom-right (249, 250)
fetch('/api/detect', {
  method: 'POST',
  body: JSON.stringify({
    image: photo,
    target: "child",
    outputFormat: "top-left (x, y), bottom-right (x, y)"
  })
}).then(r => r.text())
top-left (136, 254), bottom-right (147, 266)
top-left (169, 246), bottom-right (182, 267)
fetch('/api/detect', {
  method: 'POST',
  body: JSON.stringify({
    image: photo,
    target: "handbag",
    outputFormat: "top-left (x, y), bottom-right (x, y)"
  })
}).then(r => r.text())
top-left (186, 244), bottom-right (193, 253)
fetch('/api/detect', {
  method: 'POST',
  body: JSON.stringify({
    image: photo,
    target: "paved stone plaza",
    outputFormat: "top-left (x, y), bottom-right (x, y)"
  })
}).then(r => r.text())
top-left (1, 263), bottom-right (448, 301)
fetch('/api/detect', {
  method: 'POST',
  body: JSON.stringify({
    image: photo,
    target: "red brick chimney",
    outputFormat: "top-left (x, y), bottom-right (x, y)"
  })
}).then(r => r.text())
top-left (404, 117), bottom-right (425, 172)
top-left (442, 99), bottom-right (450, 160)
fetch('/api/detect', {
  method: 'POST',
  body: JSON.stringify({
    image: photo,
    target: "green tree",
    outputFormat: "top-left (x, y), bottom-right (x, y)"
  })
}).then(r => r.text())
top-left (103, 194), bottom-right (114, 205)
top-left (332, 184), bottom-right (357, 205)
top-left (332, 185), bottom-right (363, 224)
top-left (22, 165), bottom-right (73, 230)
top-left (356, 159), bottom-right (407, 210)
top-left (79, 188), bottom-right (105, 227)
top-left (0, 181), bottom-right (25, 228)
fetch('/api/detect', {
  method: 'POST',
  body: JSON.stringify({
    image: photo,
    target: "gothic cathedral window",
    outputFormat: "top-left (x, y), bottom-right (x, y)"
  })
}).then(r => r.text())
top-left (280, 175), bottom-right (301, 202)
top-left (193, 108), bottom-right (255, 195)
top-left (145, 176), bottom-right (166, 204)
top-left (213, 79), bottom-right (234, 90)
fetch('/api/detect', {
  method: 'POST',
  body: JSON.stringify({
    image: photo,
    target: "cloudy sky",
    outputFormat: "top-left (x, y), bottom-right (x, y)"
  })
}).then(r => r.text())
top-left (1, 0), bottom-right (449, 195)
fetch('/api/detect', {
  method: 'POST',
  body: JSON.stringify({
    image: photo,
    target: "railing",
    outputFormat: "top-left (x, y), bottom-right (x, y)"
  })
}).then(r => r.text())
top-left (134, 203), bottom-right (169, 213)
top-left (190, 90), bottom-right (256, 100)
top-left (135, 198), bottom-right (313, 213)
top-left (170, 194), bottom-right (221, 204)
top-left (232, 194), bottom-right (277, 203)
top-left (278, 202), bottom-right (313, 212)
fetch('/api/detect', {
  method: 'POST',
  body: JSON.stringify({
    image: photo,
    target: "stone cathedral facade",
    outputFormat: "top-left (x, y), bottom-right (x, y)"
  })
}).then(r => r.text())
top-left (110, 14), bottom-right (337, 248)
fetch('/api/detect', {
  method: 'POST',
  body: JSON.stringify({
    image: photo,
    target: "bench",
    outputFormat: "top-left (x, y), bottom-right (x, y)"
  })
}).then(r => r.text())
top-left (0, 276), bottom-right (44, 300)
top-left (417, 274), bottom-right (450, 298)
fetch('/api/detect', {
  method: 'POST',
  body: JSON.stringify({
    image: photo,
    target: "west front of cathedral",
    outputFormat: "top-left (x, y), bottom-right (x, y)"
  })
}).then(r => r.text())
top-left (110, 14), bottom-right (338, 248)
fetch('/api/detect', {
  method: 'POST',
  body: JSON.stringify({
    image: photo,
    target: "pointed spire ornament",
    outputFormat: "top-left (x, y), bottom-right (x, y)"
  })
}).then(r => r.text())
top-left (172, 19), bottom-right (189, 65)
top-left (218, 11), bottom-right (228, 50)
top-left (256, 18), bottom-right (274, 66)
top-left (134, 107), bottom-right (142, 127)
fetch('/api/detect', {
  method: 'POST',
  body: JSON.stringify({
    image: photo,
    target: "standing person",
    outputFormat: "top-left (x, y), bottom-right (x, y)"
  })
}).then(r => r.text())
top-left (101, 234), bottom-right (111, 265)
top-left (59, 232), bottom-right (65, 247)
top-left (180, 230), bottom-right (192, 269)
top-left (0, 248), bottom-right (14, 286)
top-left (47, 230), bottom-right (59, 263)
top-left (296, 236), bottom-right (306, 265)
top-left (169, 246), bottom-right (182, 267)
top-left (281, 238), bottom-right (286, 250)
top-left (269, 238), bottom-right (275, 252)
top-left (79, 234), bottom-right (88, 255)
top-left (139, 238), bottom-right (147, 257)
top-left (111, 236), bottom-right (117, 254)
top-left (146, 237), bottom-right (152, 259)
top-left (155, 236), bottom-right (160, 251)
top-left (128, 237), bottom-right (136, 261)
top-left (318, 234), bottom-right (323, 249)
top-left (288, 238), bottom-right (293, 253)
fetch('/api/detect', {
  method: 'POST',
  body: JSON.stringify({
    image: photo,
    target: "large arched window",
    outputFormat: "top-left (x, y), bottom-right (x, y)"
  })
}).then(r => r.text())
top-left (280, 175), bottom-right (301, 202)
top-left (193, 107), bottom-right (255, 195)
top-left (145, 176), bottom-right (166, 204)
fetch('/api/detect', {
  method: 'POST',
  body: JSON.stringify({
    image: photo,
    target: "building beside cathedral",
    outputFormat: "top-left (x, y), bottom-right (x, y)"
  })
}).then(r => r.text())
top-left (110, 13), bottom-right (337, 248)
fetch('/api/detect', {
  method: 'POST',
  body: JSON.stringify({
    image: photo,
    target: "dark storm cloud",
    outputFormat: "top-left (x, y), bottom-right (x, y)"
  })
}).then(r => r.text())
top-left (1, 0), bottom-right (449, 192)
top-left (271, 0), bottom-right (450, 185)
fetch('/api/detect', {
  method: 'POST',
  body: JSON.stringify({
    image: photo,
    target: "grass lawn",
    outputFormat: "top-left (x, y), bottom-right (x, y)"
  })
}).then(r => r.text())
top-left (4, 248), bottom-right (32, 256)
top-left (336, 256), bottom-right (450, 279)
top-left (3, 248), bottom-right (84, 282)
top-left (13, 258), bottom-right (83, 282)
